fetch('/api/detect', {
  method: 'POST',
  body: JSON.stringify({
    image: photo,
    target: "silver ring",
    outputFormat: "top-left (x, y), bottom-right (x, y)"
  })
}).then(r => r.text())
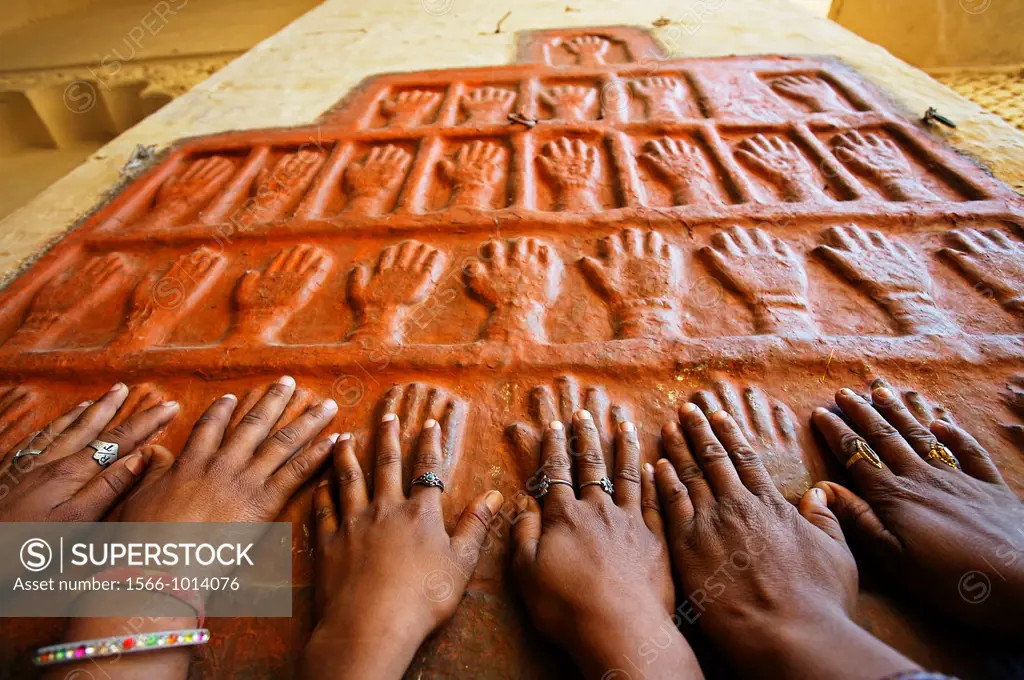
top-left (532, 473), bottom-right (574, 499)
top-left (411, 471), bottom-right (445, 492)
top-left (580, 477), bottom-right (614, 495)
top-left (87, 440), bottom-right (119, 467)
top-left (13, 449), bottom-right (43, 462)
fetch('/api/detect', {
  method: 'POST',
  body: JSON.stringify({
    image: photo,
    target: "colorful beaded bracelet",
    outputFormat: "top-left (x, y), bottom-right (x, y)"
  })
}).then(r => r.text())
top-left (34, 628), bottom-right (209, 666)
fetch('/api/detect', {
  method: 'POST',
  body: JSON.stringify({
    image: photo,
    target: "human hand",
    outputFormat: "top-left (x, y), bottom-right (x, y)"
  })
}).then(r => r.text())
top-left (304, 415), bottom-right (502, 680)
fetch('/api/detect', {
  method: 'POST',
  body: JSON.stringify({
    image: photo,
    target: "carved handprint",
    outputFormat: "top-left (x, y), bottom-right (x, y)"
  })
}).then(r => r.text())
top-left (770, 75), bottom-right (847, 113)
top-left (7, 254), bottom-right (132, 350)
top-left (640, 137), bottom-right (722, 205)
top-left (816, 224), bottom-right (956, 335)
top-left (1004, 376), bottom-right (1024, 447)
top-left (231, 245), bottom-right (333, 343)
top-left (440, 141), bottom-right (506, 209)
top-left (630, 77), bottom-right (689, 120)
top-left (563, 35), bottom-right (611, 66)
top-left (831, 131), bottom-right (935, 201)
top-left (381, 89), bottom-right (441, 127)
top-left (692, 381), bottom-right (809, 502)
top-left (460, 87), bottom-right (516, 125)
top-left (702, 226), bottom-right (816, 336)
top-left (343, 145), bottom-right (412, 215)
top-left (0, 385), bottom-right (40, 456)
top-left (505, 376), bottom-right (629, 485)
top-left (347, 240), bottom-right (446, 343)
top-left (112, 247), bottom-right (226, 350)
top-left (735, 134), bottom-right (819, 202)
top-left (538, 137), bottom-right (601, 212)
top-left (579, 228), bottom-right (684, 340)
top-left (940, 228), bottom-right (1024, 316)
top-left (148, 156), bottom-right (235, 227)
top-left (243, 150), bottom-right (326, 224)
top-left (539, 85), bottom-right (597, 121)
top-left (376, 383), bottom-right (467, 485)
top-left (464, 237), bottom-right (563, 343)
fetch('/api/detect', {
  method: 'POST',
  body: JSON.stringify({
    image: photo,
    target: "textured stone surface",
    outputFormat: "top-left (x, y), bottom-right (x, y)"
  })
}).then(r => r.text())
top-left (2, 23), bottom-right (1024, 680)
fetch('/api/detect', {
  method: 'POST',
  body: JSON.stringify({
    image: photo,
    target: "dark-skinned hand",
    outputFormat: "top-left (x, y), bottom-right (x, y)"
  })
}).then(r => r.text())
top-left (813, 385), bottom-right (1024, 639)
top-left (303, 413), bottom-right (502, 680)
top-left (512, 412), bottom-right (702, 680)
top-left (655, 402), bottom-right (920, 680)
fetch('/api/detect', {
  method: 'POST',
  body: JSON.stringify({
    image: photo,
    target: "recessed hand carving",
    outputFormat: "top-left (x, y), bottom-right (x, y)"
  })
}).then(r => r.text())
top-left (816, 224), bottom-right (956, 335)
top-left (147, 156), bottom-right (235, 228)
top-left (244, 150), bottom-right (326, 223)
top-left (630, 77), bottom-right (689, 120)
top-left (1004, 375), bottom-right (1024, 447)
top-left (770, 75), bottom-right (847, 113)
top-left (343, 145), bottom-right (412, 215)
top-left (378, 382), bottom-right (467, 483)
top-left (538, 137), bottom-right (602, 212)
top-left (0, 385), bottom-right (39, 455)
top-left (464, 237), bottom-right (563, 343)
top-left (6, 254), bottom-right (132, 350)
top-left (106, 383), bottom-right (168, 432)
top-left (539, 85), bottom-right (597, 121)
top-left (735, 134), bottom-right (820, 203)
top-left (940, 228), bottom-right (1024, 316)
top-left (112, 247), bottom-right (226, 350)
top-left (440, 140), bottom-right (506, 209)
top-left (563, 35), bottom-right (611, 66)
top-left (692, 381), bottom-right (809, 502)
top-left (505, 376), bottom-right (629, 485)
top-left (230, 245), bottom-right (333, 344)
top-left (831, 131), bottom-right (936, 202)
top-left (347, 240), bottom-right (446, 343)
top-left (640, 137), bottom-right (722, 206)
top-left (461, 87), bottom-right (516, 125)
top-left (702, 226), bottom-right (817, 336)
top-left (381, 89), bottom-right (441, 127)
top-left (579, 228), bottom-right (684, 340)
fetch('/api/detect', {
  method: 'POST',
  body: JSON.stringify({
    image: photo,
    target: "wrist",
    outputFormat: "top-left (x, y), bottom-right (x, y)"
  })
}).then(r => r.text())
top-left (612, 299), bottom-right (683, 340)
top-left (349, 307), bottom-right (401, 342)
top-left (482, 302), bottom-right (548, 343)
top-left (752, 294), bottom-right (817, 335)
top-left (877, 290), bottom-right (954, 335)
top-left (304, 606), bottom-right (433, 680)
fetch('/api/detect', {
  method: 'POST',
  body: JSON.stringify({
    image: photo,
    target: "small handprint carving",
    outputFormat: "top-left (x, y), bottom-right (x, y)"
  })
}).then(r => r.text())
top-left (735, 134), bottom-right (820, 202)
top-left (505, 376), bottom-right (629, 485)
top-left (147, 156), bottom-right (235, 227)
top-left (563, 35), bottom-right (611, 66)
top-left (347, 240), bottom-right (446, 343)
top-left (112, 247), bottom-right (227, 350)
top-left (6, 254), bottom-right (132, 350)
top-left (816, 224), bottom-right (956, 335)
top-left (539, 85), bottom-right (597, 121)
top-left (464, 237), bottom-right (563, 343)
top-left (230, 245), bottom-right (333, 344)
top-left (381, 89), bottom-right (441, 127)
top-left (770, 75), bottom-right (847, 113)
top-left (579, 228), bottom-right (685, 340)
top-left (460, 87), bottom-right (516, 125)
top-left (630, 77), bottom-right (689, 120)
top-left (692, 381), bottom-right (809, 502)
top-left (640, 137), bottom-right (722, 206)
top-left (940, 228), bottom-right (1024, 316)
top-left (343, 145), bottom-right (412, 215)
top-left (0, 385), bottom-right (39, 456)
top-left (538, 137), bottom-right (602, 212)
top-left (702, 226), bottom-right (817, 336)
top-left (377, 382), bottom-right (467, 484)
top-left (440, 141), bottom-right (506, 209)
top-left (831, 131), bottom-right (936, 202)
top-left (243, 150), bottom-right (326, 224)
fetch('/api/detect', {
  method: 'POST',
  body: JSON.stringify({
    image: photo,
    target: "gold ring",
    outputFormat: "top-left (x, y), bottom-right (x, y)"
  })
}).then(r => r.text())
top-left (925, 440), bottom-right (960, 469)
top-left (844, 438), bottom-right (882, 470)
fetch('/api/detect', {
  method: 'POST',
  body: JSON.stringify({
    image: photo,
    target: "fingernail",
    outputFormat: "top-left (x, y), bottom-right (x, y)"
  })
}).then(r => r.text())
top-left (221, 393), bottom-right (237, 402)
top-left (340, 432), bottom-right (353, 441)
top-left (872, 387), bottom-right (892, 401)
top-left (930, 420), bottom-right (951, 435)
top-left (575, 410), bottom-right (592, 421)
top-left (839, 388), bottom-right (856, 398)
top-left (382, 413), bottom-right (397, 423)
top-left (813, 407), bottom-right (829, 417)
top-left (619, 421), bottom-right (635, 433)
top-left (643, 462), bottom-right (654, 473)
top-left (278, 376), bottom-right (296, 388)
top-left (162, 401), bottom-right (179, 409)
top-left (108, 383), bottom-right (126, 394)
top-left (656, 458), bottom-right (672, 467)
top-left (549, 420), bottom-right (563, 431)
top-left (424, 418), bottom-right (438, 429)
top-left (485, 490), bottom-right (503, 512)
top-left (124, 453), bottom-right (145, 476)
top-left (680, 402), bottom-right (697, 414)
top-left (77, 400), bottom-right (93, 408)
top-left (812, 487), bottom-right (826, 503)
top-left (516, 494), bottom-right (531, 512)
top-left (321, 399), bottom-right (338, 412)
top-left (712, 410), bottom-right (729, 422)
top-left (328, 433), bottom-right (340, 443)
top-left (318, 479), bottom-right (330, 488)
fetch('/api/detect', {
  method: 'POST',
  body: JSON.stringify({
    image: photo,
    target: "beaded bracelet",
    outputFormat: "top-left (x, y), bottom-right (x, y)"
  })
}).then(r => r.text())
top-left (34, 628), bottom-right (209, 666)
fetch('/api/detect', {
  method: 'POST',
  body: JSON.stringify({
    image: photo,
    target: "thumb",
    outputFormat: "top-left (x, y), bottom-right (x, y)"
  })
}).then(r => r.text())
top-left (578, 256), bottom-right (614, 301)
top-left (346, 265), bottom-right (369, 310)
top-left (450, 490), bottom-right (503, 574)
top-left (510, 494), bottom-right (541, 569)
top-left (816, 481), bottom-right (901, 559)
top-left (798, 486), bottom-right (846, 544)
top-left (141, 444), bottom-right (176, 477)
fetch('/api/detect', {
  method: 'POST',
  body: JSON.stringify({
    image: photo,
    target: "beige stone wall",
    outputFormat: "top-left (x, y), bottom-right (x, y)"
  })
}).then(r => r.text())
top-left (2, 0), bottom-right (1022, 285)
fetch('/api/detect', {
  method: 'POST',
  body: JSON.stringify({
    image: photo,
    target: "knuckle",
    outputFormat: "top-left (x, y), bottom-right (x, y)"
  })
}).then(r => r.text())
top-left (100, 470), bottom-right (130, 497)
top-left (239, 410), bottom-right (270, 427)
top-left (266, 383), bottom-right (291, 399)
top-left (544, 452), bottom-right (571, 472)
top-left (104, 424), bottom-right (132, 442)
top-left (286, 454), bottom-right (314, 480)
top-left (376, 445), bottom-right (403, 467)
top-left (698, 442), bottom-right (730, 464)
top-left (315, 506), bottom-right (336, 522)
top-left (677, 463), bottom-right (703, 481)
top-left (838, 431), bottom-right (864, 452)
top-left (338, 466), bottom-right (364, 487)
top-left (616, 463), bottom-right (641, 485)
top-left (729, 445), bottom-right (761, 467)
top-left (271, 426), bottom-right (301, 448)
top-left (664, 483), bottom-right (689, 506)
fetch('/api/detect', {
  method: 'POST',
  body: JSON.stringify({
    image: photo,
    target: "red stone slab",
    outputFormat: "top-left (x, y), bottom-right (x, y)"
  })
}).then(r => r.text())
top-left (2, 25), bottom-right (1024, 679)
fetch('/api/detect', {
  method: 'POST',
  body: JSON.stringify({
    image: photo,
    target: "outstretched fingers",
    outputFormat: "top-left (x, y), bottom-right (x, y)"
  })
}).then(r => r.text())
top-left (931, 420), bottom-right (1007, 486)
